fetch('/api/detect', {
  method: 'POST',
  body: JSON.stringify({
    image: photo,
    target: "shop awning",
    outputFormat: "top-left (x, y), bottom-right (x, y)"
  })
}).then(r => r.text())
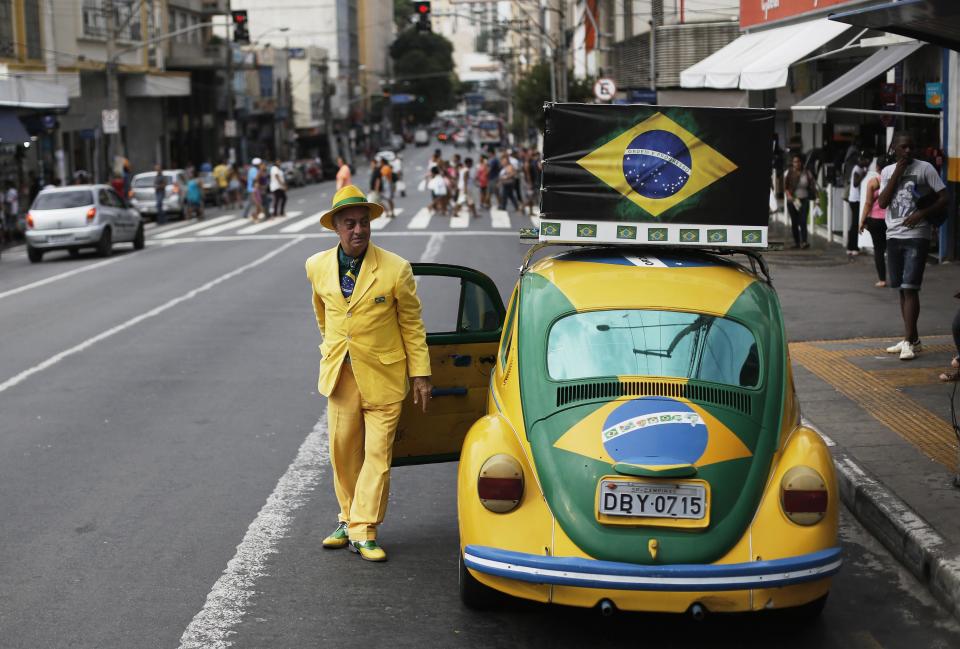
top-left (792, 41), bottom-right (926, 123)
top-left (0, 76), bottom-right (69, 109)
top-left (680, 19), bottom-right (851, 90)
top-left (830, 0), bottom-right (960, 52)
top-left (0, 110), bottom-right (30, 145)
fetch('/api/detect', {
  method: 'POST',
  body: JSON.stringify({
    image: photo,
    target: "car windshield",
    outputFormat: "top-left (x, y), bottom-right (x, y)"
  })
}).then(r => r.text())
top-left (547, 309), bottom-right (760, 388)
top-left (32, 190), bottom-right (94, 210)
top-left (133, 174), bottom-right (172, 188)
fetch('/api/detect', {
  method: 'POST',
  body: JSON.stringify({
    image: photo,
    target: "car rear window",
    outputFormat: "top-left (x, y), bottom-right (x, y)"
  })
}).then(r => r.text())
top-left (547, 309), bottom-right (760, 388)
top-left (32, 191), bottom-right (94, 210)
top-left (133, 175), bottom-right (172, 187)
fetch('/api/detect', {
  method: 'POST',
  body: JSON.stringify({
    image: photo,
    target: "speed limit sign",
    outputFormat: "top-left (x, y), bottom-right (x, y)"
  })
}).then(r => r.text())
top-left (593, 78), bottom-right (617, 102)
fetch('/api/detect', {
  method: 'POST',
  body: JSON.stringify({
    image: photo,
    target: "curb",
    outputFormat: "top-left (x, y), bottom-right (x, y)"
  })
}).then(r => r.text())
top-left (805, 418), bottom-right (960, 622)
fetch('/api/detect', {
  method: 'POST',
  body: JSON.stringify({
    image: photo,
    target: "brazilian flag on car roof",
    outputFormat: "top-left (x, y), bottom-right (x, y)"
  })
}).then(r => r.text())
top-left (541, 104), bottom-right (774, 225)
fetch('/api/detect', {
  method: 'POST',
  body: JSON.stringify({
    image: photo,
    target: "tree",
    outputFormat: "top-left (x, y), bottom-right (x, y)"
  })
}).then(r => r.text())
top-left (389, 30), bottom-right (458, 124)
top-left (514, 62), bottom-right (594, 131)
top-left (394, 0), bottom-right (415, 32)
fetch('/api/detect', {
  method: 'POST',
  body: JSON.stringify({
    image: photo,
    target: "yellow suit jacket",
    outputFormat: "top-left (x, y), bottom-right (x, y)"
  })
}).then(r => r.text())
top-left (306, 243), bottom-right (431, 405)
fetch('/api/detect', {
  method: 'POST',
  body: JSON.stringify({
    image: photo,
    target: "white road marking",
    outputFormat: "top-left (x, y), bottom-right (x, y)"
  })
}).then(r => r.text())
top-left (178, 413), bottom-right (330, 649)
top-left (235, 211), bottom-right (303, 235)
top-left (144, 222), bottom-right (157, 230)
top-left (280, 212), bottom-right (323, 233)
top-left (153, 230), bottom-right (516, 244)
top-left (154, 215), bottom-right (235, 239)
top-left (370, 207), bottom-right (402, 230)
top-left (197, 218), bottom-right (248, 236)
top-left (0, 237), bottom-right (304, 396)
top-left (490, 208), bottom-right (511, 229)
top-left (420, 232), bottom-right (444, 262)
top-left (449, 208), bottom-right (470, 229)
top-left (296, 198), bottom-right (305, 204)
top-left (0, 255), bottom-right (130, 301)
top-left (407, 207), bottom-right (432, 230)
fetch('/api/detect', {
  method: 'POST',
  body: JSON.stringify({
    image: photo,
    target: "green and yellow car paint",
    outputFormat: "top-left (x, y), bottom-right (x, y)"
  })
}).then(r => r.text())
top-left (457, 248), bottom-right (840, 616)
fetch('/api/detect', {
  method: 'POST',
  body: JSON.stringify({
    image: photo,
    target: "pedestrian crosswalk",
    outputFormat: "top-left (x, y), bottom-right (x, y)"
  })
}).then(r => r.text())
top-left (146, 206), bottom-right (540, 239)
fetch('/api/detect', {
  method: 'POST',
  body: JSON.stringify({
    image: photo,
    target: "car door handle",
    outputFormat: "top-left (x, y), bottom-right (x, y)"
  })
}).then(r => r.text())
top-left (431, 387), bottom-right (468, 397)
top-left (478, 355), bottom-right (496, 364)
top-left (451, 354), bottom-right (472, 367)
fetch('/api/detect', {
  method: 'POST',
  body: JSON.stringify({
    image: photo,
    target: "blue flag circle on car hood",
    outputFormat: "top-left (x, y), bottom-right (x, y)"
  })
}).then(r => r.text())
top-left (601, 397), bottom-right (708, 466)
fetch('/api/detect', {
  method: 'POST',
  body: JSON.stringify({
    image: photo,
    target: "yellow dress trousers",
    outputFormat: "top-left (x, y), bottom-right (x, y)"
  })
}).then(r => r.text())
top-left (327, 363), bottom-right (403, 542)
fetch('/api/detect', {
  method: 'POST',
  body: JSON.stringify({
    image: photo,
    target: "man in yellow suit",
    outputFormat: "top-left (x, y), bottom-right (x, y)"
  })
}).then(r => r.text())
top-left (306, 184), bottom-right (432, 562)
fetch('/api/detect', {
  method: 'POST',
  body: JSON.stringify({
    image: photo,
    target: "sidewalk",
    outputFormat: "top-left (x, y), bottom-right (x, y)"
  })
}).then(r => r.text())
top-left (767, 220), bottom-right (960, 620)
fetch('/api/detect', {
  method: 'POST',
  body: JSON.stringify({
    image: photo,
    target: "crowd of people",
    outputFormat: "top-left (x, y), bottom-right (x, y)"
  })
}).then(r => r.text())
top-left (419, 146), bottom-right (542, 218)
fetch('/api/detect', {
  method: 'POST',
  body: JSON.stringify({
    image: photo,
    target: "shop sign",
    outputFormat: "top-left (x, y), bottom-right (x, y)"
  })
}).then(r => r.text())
top-left (224, 119), bottom-right (237, 138)
top-left (926, 82), bottom-right (943, 109)
top-left (101, 109), bottom-right (120, 134)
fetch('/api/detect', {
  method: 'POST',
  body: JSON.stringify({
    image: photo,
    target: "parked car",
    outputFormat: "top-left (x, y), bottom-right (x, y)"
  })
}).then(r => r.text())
top-left (414, 129), bottom-right (430, 146)
top-left (281, 161), bottom-right (305, 188)
top-left (24, 185), bottom-right (144, 263)
top-left (374, 150), bottom-right (396, 164)
top-left (129, 169), bottom-right (188, 220)
top-left (395, 248), bottom-right (839, 618)
top-left (390, 133), bottom-right (405, 151)
top-left (198, 171), bottom-right (219, 206)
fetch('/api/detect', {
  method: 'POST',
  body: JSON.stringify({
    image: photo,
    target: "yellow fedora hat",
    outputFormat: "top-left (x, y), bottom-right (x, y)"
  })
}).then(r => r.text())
top-left (319, 184), bottom-right (384, 230)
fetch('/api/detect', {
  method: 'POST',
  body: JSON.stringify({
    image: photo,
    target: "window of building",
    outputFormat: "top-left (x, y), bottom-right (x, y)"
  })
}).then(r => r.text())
top-left (24, 0), bottom-right (40, 59)
top-left (0, 0), bottom-right (14, 58)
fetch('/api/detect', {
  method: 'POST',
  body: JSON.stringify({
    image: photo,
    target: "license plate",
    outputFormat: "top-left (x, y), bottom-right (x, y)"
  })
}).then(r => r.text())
top-left (598, 479), bottom-right (707, 520)
top-left (48, 234), bottom-right (73, 242)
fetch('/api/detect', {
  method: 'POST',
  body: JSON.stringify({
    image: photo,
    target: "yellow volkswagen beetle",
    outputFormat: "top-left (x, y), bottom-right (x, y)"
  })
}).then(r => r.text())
top-left (395, 246), bottom-right (840, 618)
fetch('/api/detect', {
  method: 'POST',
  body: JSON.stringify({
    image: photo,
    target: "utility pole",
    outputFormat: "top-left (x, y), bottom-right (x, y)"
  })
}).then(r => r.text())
top-left (104, 0), bottom-right (121, 182)
top-left (649, 0), bottom-right (658, 93)
top-left (225, 0), bottom-right (236, 164)
top-left (557, 0), bottom-right (567, 102)
top-left (42, 0), bottom-right (66, 184)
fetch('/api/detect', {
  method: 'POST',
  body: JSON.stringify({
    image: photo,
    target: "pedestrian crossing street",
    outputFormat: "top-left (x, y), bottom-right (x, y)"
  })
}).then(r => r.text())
top-left (145, 206), bottom-right (541, 239)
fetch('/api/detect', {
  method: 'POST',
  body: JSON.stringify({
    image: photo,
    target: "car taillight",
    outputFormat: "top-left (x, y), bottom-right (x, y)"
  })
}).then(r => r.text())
top-left (86, 207), bottom-right (96, 222)
top-left (780, 466), bottom-right (828, 525)
top-left (128, 189), bottom-right (134, 198)
top-left (478, 454), bottom-right (523, 513)
top-left (26, 213), bottom-right (34, 229)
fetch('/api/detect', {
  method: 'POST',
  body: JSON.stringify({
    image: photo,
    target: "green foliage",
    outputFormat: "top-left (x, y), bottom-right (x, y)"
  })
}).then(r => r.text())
top-left (394, 0), bottom-right (415, 32)
top-left (514, 62), bottom-right (594, 131)
top-left (389, 30), bottom-right (457, 124)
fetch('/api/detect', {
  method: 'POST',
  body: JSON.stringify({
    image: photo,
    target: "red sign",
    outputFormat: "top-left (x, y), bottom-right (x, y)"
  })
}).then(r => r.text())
top-left (741, 0), bottom-right (859, 29)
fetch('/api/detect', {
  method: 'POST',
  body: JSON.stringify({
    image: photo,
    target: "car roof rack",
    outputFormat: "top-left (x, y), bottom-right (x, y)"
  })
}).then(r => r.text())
top-left (518, 239), bottom-right (772, 286)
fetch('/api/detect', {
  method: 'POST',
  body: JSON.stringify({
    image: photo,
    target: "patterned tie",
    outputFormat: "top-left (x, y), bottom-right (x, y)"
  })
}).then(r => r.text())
top-left (341, 257), bottom-right (359, 301)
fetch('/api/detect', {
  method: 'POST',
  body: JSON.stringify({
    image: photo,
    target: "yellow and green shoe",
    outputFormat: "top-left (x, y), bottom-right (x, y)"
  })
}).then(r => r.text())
top-left (322, 522), bottom-right (349, 549)
top-left (349, 540), bottom-right (387, 562)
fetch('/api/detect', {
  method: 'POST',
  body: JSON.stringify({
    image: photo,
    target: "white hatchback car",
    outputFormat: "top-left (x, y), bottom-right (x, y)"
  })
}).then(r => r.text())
top-left (25, 185), bottom-right (144, 263)
top-left (129, 169), bottom-right (188, 220)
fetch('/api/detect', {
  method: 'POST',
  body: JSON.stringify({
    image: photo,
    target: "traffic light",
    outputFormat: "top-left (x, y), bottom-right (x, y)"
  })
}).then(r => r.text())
top-left (231, 10), bottom-right (250, 44)
top-left (413, 1), bottom-right (431, 32)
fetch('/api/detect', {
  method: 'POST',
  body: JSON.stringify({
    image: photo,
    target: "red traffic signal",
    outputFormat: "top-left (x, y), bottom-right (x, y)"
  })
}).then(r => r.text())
top-left (413, 2), bottom-right (430, 15)
top-left (231, 10), bottom-right (247, 25)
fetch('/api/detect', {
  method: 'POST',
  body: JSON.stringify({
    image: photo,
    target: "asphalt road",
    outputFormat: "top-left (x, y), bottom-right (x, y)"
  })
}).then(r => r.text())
top-left (0, 143), bottom-right (957, 649)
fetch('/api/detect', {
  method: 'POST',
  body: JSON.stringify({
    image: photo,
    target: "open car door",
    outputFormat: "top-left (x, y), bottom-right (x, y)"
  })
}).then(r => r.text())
top-left (392, 263), bottom-right (506, 465)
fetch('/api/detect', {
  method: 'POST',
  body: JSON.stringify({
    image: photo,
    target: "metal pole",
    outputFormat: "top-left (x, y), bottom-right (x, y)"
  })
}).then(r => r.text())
top-left (225, 0), bottom-right (236, 164)
top-left (558, 0), bottom-right (567, 102)
top-left (105, 0), bottom-right (119, 182)
top-left (649, 1), bottom-right (657, 93)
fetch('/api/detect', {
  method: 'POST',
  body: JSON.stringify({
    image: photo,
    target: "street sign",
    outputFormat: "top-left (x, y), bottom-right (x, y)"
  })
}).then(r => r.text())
top-left (101, 109), bottom-right (120, 134)
top-left (628, 88), bottom-right (657, 105)
top-left (593, 78), bottom-right (617, 102)
top-left (390, 93), bottom-right (416, 104)
top-left (926, 82), bottom-right (943, 109)
top-left (224, 119), bottom-right (237, 138)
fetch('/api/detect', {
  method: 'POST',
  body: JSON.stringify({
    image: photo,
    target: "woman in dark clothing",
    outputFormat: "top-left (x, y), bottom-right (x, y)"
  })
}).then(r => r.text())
top-left (783, 153), bottom-right (818, 249)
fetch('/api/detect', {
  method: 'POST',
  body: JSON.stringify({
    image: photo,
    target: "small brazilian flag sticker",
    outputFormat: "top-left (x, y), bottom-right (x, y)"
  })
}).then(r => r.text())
top-left (742, 230), bottom-right (762, 244)
top-left (617, 225), bottom-right (638, 240)
top-left (647, 227), bottom-right (668, 242)
top-left (680, 229), bottom-right (700, 243)
top-left (707, 229), bottom-right (727, 243)
top-left (577, 224), bottom-right (597, 238)
top-left (541, 221), bottom-right (561, 236)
